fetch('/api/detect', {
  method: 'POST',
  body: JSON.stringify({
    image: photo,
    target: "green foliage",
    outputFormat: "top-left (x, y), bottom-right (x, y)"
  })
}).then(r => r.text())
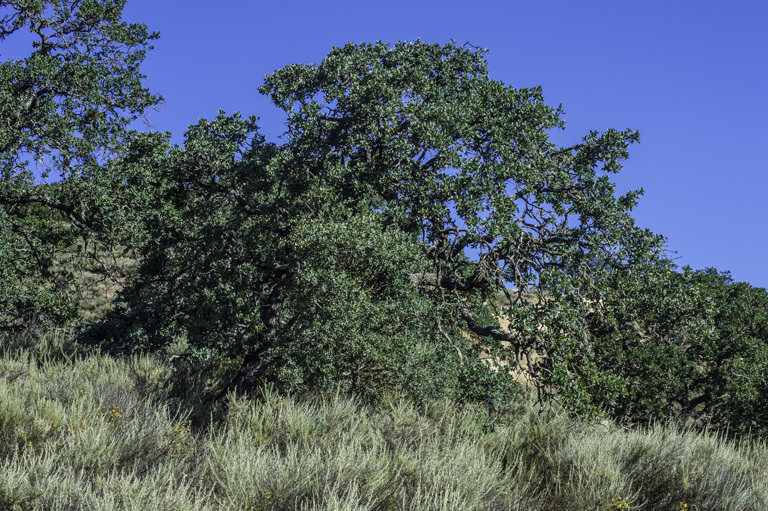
top-left (86, 112), bottom-right (505, 403)
top-left (271, 212), bottom-right (461, 401)
top-left (3, 0), bottom-right (765, 436)
top-left (590, 265), bottom-right (768, 436)
top-left (87, 41), bottom-right (667, 411)
top-left (0, 0), bottom-right (160, 330)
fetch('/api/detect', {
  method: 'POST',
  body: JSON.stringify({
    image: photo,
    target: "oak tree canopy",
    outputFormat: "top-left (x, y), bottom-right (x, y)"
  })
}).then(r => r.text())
top-left (3, 1), bottom-right (767, 434)
top-left (93, 41), bottom-right (664, 412)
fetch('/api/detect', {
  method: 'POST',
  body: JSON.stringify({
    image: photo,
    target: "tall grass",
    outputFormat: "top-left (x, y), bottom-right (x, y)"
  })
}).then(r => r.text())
top-left (1, 329), bottom-right (766, 510)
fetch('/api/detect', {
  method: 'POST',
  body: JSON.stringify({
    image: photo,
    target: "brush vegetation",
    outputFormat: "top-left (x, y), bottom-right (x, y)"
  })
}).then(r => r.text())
top-left (1, 330), bottom-right (767, 511)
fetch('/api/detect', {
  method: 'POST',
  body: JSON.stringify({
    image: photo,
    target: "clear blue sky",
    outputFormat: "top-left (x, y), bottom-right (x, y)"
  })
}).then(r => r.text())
top-left (25, 1), bottom-right (768, 287)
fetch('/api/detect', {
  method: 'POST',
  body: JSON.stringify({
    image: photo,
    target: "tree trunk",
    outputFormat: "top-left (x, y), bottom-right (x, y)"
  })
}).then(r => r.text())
top-left (225, 348), bottom-right (272, 398)
top-left (219, 266), bottom-right (293, 401)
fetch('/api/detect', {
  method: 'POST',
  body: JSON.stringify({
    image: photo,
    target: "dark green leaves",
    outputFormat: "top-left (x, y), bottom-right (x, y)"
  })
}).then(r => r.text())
top-left (7, 30), bottom-right (763, 435)
top-left (589, 265), bottom-right (768, 436)
top-left (0, 0), bottom-right (160, 330)
top-left (92, 41), bottom-right (666, 410)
